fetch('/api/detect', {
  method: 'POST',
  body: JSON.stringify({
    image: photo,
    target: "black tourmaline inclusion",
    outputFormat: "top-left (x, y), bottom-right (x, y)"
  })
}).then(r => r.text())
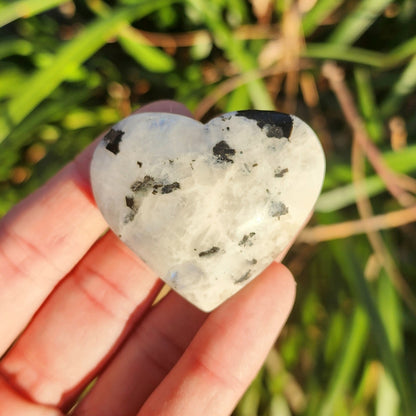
top-left (199, 246), bottom-right (220, 257)
top-left (104, 129), bottom-right (124, 154)
top-left (213, 140), bottom-right (236, 163)
top-left (236, 110), bottom-right (293, 139)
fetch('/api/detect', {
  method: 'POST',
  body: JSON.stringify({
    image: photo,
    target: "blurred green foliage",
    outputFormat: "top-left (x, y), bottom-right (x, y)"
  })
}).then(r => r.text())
top-left (1, 0), bottom-right (415, 415)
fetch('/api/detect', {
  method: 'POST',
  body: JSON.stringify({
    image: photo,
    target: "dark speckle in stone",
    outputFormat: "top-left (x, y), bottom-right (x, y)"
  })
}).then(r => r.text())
top-left (199, 246), bottom-right (220, 257)
top-left (250, 259), bottom-right (257, 265)
top-left (236, 110), bottom-right (293, 139)
top-left (131, 175), bottom-right (155, 192)
top-left (213, 140), bottom-right (236, 163)
top-left (239, 232), bottom-right (256, 247)
top-left (235, 270), bottom-right (252, 284)
top-left (152, 184), bottom-right (162, 195)
top-left (104, 129), bottom-right (124, 154)
top-left (274, 167), bottom-right (289, 177)
top-left (131, 177), bottom-right (180, 196)
top-left (270, 201), bottom-right (289, 219)
top-left (161, 182), bottom-right (180, 194)
top-left (124, 195), bottom-right (138, 222)
top-left (125, 195), bottom-right (135, 210)
top-left (137, 161), bottom-right (142, 167)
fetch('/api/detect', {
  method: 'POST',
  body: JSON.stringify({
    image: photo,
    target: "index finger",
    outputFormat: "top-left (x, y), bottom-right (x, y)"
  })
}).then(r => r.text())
top-left (0, 100), bottom-right (192, 355)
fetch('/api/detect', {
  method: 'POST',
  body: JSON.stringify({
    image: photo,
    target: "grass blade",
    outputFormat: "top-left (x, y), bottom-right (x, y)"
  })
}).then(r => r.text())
top-left (118, 29), bottom-right (175, 73)
top-left (317, 306), bottom-right (369, 416)
top-left (376, 371), bottom-right (400, 416)
top-left (0, 38), bottom-right (33, 59)
top-left (354, 68), bottom-right (384, 143)
top-left (0, 0), bottom-right (177, 144)
top-left (330, 240), bottom-right (416, 415)
top-left (187, 0), bottom-right (274, 110)
top-left (303, 43), bottom-right (386, 67)
top-left (316, 145), bottom-right (416, 212)
top-left (302, 0), bottom-right (343, 37)
top-left (381, 55), bottom-right (416, 117)
top-left (305, 36), bottom-right (416, 68)
top-left (329, 0), bottom-right (393, 45)
top-left (0, 0), bottom-right (69, 28)
top-left (86, 0), bottom-right (175, 73)
top-left (374, 271), bottom-right (403, 416)
top-left (387, 36), bottom-right (416, 64)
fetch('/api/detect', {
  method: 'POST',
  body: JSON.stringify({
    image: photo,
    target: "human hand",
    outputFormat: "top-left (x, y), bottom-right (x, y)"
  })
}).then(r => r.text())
top-left (0, 101), bottom-right (296, 416)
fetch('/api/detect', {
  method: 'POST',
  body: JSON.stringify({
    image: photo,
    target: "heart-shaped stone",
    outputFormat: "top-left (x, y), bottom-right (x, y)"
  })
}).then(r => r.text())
top-left (90, 110), bottom-right (325, 311)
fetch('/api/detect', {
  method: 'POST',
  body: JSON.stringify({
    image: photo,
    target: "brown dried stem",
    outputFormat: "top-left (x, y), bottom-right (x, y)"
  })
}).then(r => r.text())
top-left (194, 61), bottom-right (313, 120)
top-left (133, 25), bottom-right (281, 48)
top-left (299, 204), bottom-right (416, 243)
top-left (351, 136), bottom-right (416, 316)
top-left (322, 61), bottom-right (416, 207)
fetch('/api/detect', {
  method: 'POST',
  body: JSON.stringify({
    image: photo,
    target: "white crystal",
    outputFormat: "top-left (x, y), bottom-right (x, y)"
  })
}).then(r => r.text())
top-left (90, 111), bottom-right (325, 311)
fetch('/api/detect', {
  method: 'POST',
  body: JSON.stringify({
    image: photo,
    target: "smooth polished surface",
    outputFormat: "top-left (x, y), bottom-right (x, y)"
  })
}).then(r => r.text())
top-left (91, 111), bottom-right (325, 311)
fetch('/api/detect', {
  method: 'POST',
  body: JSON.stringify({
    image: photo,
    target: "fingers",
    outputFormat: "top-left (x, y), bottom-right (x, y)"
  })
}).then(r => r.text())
top-left (0, 102), bottom-right (193, 406)
top-left (0, 232), bottom-right (162, 409)
top-left (0, 154), bottom-right (107, 354)
top-left (0, 100), bottom-right (295, 416)
top-left (139, 100), bottom-right (193, 116)
top-left (138, 262), bottom-right (295, 416)
top-left (73, 291), bottom-right (207, 416)
top-left (0, 377), bottom-right (62, 416)
top-left (73, 262), bottom-right (295, 416)
top-left (0, 100), bottom-right (191, 355)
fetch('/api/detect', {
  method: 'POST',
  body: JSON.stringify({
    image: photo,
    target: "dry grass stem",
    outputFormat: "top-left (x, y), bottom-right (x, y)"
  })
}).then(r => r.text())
top-left (389, 116), bottom-right (407, 151)
top-left (281, 5), bottom-right (304, 113)
top-left (351, 137), bottom-right (416, 316)
top-left (322, 61), bottom-right (416, 207)
top-left (322, 58), bottom-right (416, 314)
top-left (250, 0), bottom-right (273, 24)
top-left (194, 61), bottom-right (313, 120)
top-left (299, 205), bottom-right (416, 243)
top-left (132, 25), bottom-right (281, 49)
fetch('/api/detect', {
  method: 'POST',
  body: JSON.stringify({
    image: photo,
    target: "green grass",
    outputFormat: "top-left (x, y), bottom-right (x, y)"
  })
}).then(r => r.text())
top-left (1, 0), bottom-right (415, 414)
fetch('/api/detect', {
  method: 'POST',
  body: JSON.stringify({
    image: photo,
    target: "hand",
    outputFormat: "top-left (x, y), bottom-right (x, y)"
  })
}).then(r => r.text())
top-left (0, 101), bottom-right (295, 416)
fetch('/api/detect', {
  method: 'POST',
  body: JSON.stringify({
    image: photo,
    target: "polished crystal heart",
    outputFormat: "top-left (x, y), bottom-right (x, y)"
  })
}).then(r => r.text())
top-left (90, 110), bottom-right (325, 311)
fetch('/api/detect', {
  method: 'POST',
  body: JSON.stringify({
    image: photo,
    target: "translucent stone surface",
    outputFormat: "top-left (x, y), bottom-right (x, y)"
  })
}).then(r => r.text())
top-left (90, 111), bottom-right (325, 311)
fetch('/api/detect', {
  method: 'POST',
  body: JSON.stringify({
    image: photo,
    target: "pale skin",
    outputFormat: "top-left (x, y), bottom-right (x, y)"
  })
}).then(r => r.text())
top-left (0, 101), bottom-right (296, 416)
